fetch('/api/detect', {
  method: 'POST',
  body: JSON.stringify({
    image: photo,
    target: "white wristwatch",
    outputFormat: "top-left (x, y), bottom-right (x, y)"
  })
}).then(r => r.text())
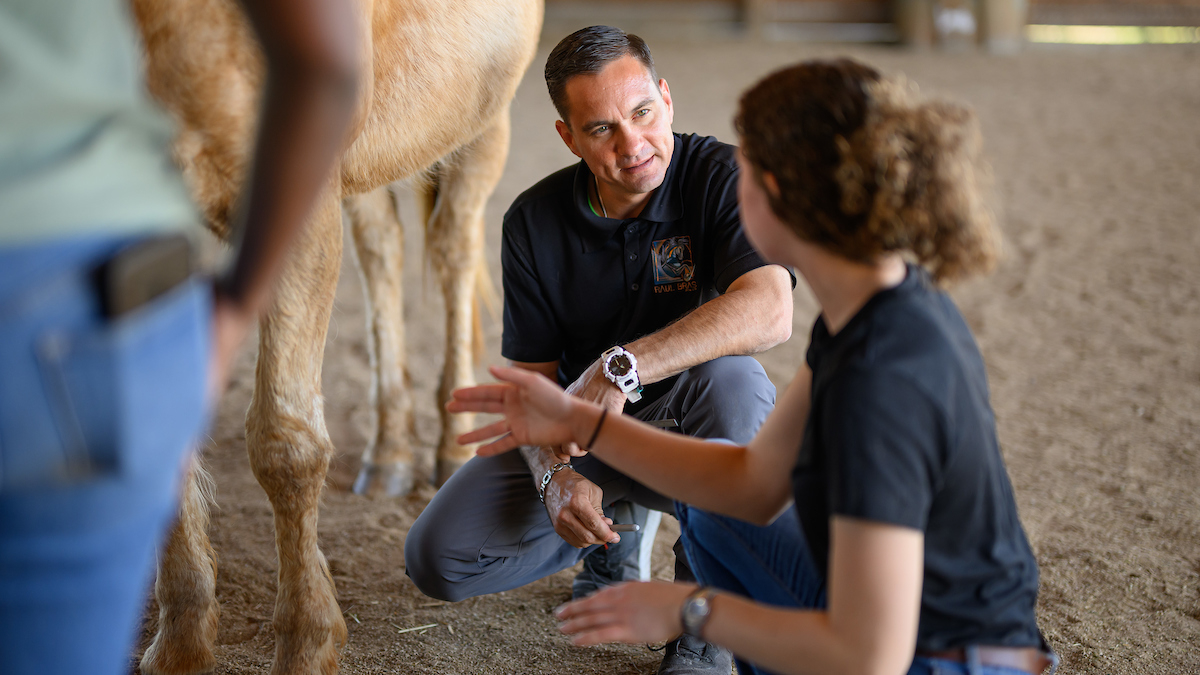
top-left (601, 345), bottom-right (642, 403)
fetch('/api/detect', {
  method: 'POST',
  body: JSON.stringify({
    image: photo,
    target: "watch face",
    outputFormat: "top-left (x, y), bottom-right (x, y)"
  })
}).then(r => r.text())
top-left (683, 594), bottom-right (712, 634)
top-left (607, 353), bottom-right (633, 377)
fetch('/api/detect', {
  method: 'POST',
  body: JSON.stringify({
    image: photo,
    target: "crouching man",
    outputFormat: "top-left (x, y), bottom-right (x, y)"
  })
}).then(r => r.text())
top-left (405, 25), bottom-right (793, 674)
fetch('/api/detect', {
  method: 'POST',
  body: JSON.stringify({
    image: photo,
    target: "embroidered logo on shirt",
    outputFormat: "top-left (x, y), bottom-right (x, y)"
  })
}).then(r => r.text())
top-left (651, 236), bottom-right (697, 293)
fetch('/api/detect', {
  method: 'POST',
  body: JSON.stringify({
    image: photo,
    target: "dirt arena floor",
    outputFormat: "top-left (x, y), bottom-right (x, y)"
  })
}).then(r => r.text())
top-left (137, 38), bottom-right (1200, 674)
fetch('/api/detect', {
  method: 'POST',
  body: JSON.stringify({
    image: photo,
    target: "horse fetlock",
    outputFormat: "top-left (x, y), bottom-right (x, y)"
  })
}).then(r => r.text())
top-left (271, 579), bottom-right (348, 675)
top-left (140, 601), bottom-right (220, 675)
top-left (269, 624), bottom-right (344, 675)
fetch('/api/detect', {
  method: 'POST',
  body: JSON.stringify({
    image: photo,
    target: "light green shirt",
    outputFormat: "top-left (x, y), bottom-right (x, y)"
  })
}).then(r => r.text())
top-left (0, 0), bottom-right (196, 246)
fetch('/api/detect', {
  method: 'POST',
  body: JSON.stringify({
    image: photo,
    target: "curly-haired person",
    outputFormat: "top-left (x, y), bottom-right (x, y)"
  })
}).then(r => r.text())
top-left (446, 58), bottom-right (1059, 675)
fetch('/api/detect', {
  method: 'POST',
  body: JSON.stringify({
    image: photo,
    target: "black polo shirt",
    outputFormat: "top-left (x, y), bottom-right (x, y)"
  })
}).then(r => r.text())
top-left (501, 133), bottom-right (772, 401)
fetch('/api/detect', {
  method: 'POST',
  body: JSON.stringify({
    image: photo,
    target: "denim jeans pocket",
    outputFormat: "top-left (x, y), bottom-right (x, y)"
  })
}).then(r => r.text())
top-left (27, 278), bottom-right (210, 489)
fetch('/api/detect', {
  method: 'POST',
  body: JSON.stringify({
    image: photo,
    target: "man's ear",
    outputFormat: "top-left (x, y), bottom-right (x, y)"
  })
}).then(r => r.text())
top-left (659, 79), bottom-right (674, 126)
top-left (555, 120), bottom-right (582, 159)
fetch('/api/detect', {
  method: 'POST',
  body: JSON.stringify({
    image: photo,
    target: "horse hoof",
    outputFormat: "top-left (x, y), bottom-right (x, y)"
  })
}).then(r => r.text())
top-left (352, 461), bottom-right (414, 497)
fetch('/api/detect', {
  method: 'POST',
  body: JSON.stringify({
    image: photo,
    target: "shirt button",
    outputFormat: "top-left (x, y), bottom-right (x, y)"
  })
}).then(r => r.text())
top-left (629, 253), bottom-right (638, 261)
top-left (632, 283), bottom-right (640, 291)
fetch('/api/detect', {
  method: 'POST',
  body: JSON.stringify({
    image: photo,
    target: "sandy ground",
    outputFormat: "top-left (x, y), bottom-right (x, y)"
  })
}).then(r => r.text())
top-left (137, 39), bottom-right (1200, 674)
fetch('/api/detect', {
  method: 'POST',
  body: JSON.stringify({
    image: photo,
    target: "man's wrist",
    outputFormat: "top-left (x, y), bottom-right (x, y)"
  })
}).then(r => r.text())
top-left (519, 445), bottom-right (557, 485)
top-left (538, 462), bottom-right (574, 503)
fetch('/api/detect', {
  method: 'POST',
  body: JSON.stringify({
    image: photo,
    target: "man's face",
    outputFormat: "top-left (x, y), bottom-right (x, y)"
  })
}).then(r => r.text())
top-left (555, 55), bottom-right (675, 203)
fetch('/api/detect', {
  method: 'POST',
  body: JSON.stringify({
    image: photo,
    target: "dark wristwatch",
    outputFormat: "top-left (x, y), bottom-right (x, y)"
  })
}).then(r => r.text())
top-left (680, 587), bottom-right (718, 638)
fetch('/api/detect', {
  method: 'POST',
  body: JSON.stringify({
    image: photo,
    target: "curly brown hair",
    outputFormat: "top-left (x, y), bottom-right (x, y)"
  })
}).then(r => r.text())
top-left (735, 58), bottom-right (997, 284)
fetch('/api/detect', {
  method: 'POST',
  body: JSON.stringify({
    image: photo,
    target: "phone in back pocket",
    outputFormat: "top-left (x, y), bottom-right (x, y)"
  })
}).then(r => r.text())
top-left (94, 234), bottom-right (194, 319)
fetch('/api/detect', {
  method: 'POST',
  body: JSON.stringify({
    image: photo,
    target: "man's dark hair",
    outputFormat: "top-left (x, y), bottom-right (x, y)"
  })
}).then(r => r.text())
top-left (544, 25), bottom-right (658, 123)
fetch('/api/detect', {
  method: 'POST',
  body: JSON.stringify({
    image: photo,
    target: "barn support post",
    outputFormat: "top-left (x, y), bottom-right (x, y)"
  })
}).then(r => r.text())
top-left (895, 0), bottom-right (935, 47)
top-left (744, 0), bottom-right (773, 39)
top-left (978, 0), bottom-right (1027, 53)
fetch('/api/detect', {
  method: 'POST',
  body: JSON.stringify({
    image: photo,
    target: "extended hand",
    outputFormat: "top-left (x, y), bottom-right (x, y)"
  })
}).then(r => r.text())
top-left (449, 366), bottom-right (585, 456)
top-left (544, 469), bottom-right (620, 548)
top-left (556, 581), bottom-right (697, 646)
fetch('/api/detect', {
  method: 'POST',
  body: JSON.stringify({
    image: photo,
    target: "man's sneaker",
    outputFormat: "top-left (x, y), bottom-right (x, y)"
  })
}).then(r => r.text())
top-left (656, 634), bottom-right (734, 675)
top-left (572, 500), bottom-right (660, 599)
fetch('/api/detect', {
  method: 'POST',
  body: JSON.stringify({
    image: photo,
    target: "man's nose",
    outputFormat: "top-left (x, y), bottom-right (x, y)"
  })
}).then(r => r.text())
top-left (614, 126), bottom-right (643, 159)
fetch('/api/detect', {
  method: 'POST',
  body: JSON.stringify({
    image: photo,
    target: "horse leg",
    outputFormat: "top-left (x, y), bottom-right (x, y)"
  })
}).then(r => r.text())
top-left (426, 111), bottom-right (511, 485)
top-left (140, 457), bottom-right (219, 675)
top-left (246, 191), bottom-right (348, 675)
top-left (345, 186), bottom-right (416, 496)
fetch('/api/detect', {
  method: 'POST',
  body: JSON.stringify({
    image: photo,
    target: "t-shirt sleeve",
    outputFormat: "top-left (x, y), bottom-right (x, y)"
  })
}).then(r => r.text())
top-left (820, 368), bottom-right (944, 531)
top-left (500, 210), bottom-right (562, 364)
top-left (707, 164), bottom-right (796, 293)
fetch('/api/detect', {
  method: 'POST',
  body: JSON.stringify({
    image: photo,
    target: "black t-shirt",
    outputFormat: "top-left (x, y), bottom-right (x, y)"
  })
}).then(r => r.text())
top-left (792, 265), bottom-right (1042, 651)
top-left (501, 133), bottom-right (774, 400)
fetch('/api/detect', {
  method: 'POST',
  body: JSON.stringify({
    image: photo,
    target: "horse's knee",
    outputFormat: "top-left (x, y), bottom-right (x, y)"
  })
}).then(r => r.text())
top-left (246, 407), bottom-right (332, 504)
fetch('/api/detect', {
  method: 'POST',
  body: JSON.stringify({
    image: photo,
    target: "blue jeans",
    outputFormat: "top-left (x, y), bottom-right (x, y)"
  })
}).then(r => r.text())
top-left (0, 235), bottom-right (210, 675)
top-left (676, 504), bottom-right (1057, 675)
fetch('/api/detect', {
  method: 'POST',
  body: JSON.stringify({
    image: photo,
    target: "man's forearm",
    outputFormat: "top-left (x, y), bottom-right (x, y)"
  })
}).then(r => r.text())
top-left (627, 265), bottom-right (793, 385)
top-left (519, 445), bottom-right (561, 487)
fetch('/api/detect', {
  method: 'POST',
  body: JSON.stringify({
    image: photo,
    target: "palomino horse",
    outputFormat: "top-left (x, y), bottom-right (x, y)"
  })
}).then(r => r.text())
top-left (130, 0), bottom-right (543, 672)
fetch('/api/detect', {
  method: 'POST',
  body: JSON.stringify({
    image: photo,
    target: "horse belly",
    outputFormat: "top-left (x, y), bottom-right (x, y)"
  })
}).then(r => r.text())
top-left (338, 0), bottom-right (542, 195)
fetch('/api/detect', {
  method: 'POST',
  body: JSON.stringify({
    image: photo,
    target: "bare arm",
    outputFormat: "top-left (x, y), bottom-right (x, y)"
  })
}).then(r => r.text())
top-left (628, 264), bottom-right (793, 385)
top-left (208, 0), bottom-right (362, 397)
top-left (449, 363), bottom-right (812, 523)
top-left (565, 265), bottom-right (793, 410)
top-left (557, 517), bottom-right (924, 675)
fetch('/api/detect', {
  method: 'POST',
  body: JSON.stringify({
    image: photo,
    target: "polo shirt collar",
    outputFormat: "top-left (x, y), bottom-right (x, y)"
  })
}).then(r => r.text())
top-left (573, 133), bottom-right (684, 253)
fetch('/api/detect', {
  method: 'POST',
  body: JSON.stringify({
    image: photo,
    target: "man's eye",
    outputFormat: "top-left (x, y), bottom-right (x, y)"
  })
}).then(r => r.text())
top-left (636, 109), bottom-right (650, 117)
top-left (593, 125), bottom-right (609, 135)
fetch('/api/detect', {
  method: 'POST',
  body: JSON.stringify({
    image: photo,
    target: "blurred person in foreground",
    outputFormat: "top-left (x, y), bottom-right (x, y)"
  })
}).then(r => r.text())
top-left (448, 58), bottom-right (1059, 675)
top-left (0, 0), bottom-right (359, 672)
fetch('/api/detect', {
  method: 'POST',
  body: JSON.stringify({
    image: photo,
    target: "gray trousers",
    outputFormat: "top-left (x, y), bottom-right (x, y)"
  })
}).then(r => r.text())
top-left (405, 355), bottom-right (776, 602)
